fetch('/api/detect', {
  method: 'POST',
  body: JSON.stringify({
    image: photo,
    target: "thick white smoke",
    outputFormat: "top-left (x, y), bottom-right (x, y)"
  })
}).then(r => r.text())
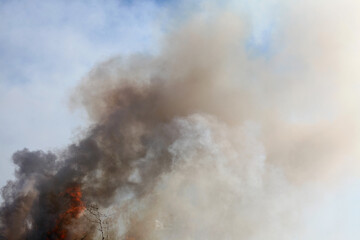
top-left (116, 115), bottom-right (301, 239)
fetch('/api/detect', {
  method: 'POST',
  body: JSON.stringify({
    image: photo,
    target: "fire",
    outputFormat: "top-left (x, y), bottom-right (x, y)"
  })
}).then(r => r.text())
top-left (46, 186), bottom-right (85, 240)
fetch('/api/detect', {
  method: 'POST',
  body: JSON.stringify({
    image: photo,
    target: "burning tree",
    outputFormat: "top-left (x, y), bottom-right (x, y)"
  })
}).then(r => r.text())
top-left (46, 185), bottom-right (85, 240)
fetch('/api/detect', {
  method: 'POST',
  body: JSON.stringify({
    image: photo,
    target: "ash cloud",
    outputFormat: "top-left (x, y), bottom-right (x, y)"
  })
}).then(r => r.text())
top-left (1, 1), bottom-right (360, 239)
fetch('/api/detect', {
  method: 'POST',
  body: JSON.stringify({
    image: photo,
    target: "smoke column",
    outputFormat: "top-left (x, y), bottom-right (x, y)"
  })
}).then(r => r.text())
top-left (1, 0), bottom-right (360, 239)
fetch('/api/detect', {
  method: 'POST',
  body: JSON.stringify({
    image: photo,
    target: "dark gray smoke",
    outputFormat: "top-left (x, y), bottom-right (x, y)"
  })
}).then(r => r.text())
top-left (0, 66), bottom-right (186, 239)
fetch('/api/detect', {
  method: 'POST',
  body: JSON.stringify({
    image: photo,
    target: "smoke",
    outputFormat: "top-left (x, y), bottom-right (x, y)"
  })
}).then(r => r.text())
top-left (1, 0), bottom-right (360, 239)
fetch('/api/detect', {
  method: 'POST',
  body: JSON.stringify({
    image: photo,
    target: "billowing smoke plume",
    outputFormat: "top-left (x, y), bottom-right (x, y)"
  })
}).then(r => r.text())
top-left (1, 1), bottom-right (360, 239)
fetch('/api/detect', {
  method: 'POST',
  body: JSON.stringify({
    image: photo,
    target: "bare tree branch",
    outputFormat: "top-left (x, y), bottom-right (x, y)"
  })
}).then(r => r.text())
top-left (84, 203), bottom-right (108, 240)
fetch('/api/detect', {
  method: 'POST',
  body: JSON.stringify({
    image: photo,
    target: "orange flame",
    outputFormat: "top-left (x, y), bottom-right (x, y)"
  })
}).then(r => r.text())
top-left (46, 186), bottom-right (85, 240)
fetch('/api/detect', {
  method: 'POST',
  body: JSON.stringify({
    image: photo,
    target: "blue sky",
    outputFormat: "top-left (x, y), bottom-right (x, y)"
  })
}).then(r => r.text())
top-left (0, 0), bottom-right (166, 186)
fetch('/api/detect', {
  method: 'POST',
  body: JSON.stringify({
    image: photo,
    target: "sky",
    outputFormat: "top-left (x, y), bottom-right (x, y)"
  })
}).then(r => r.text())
top-left (1, 0), bottom-right (360, 239)
top-left (0, 0), bottom-right (166, 186)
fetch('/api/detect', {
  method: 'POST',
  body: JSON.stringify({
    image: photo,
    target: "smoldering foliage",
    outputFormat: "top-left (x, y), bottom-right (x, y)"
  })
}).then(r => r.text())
top-left (1, 1), bottom-right (360, 239)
